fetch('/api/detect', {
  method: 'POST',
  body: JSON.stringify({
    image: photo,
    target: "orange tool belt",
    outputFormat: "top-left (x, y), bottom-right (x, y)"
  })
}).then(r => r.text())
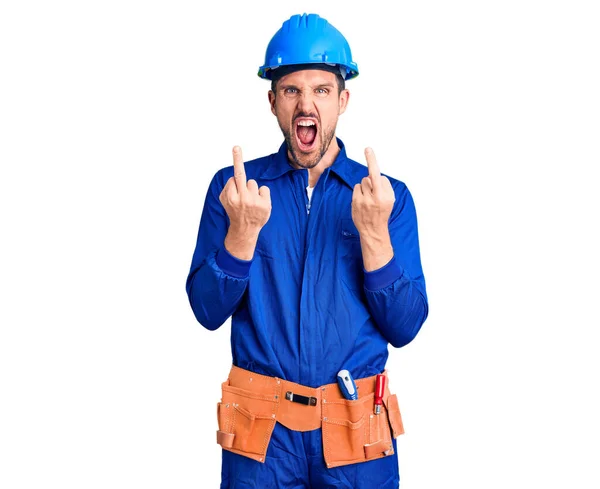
top-left (216, 366), bottom-right (404, 468)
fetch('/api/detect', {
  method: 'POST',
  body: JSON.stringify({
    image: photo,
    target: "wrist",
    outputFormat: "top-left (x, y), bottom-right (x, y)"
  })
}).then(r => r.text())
top-left (228, 222), bottom-right (262, 240)
top-left (224, 226), bottom-right (260, 260)
top-left (359, 229), bottom-right (392, 252)
top-left (359, 230), bottom-right (393, 272)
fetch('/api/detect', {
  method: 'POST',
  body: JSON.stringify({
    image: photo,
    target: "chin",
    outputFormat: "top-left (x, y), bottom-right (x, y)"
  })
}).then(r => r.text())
top-left (291, 145), bottom-right (323, 169)
top-left (296, 158), bottom-right (321, 169)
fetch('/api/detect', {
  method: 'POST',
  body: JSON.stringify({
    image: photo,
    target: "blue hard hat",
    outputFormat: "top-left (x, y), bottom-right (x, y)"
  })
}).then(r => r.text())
top-left (258, 13), bottom-right (359, 81)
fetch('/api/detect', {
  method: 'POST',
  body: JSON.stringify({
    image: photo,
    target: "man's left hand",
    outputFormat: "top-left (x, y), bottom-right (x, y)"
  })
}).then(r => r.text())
top-left (351, 148), bottom-right (395, 271)
top-left (351, 147), bottom-right (395, 236)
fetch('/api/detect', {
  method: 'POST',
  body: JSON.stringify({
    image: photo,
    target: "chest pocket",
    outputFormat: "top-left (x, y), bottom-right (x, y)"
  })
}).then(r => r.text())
top-left (341, 218), bottom-right (360, 241)
top-left (338, 219), bottom-right (363, 291)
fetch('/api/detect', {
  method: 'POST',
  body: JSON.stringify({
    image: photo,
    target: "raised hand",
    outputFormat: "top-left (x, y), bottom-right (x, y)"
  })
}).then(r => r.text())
top-left (351, 147), bottom-right (395, 237)
top-left (220, 146), bottom-right (271, 259)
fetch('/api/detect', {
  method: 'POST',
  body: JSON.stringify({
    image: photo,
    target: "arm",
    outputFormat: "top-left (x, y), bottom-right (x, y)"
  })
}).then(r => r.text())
top-left (186, 171), bottom-right (251, 330)
top-left (362, 183), bottom-right (428, 347)
top-left (352, 148), bottom-right (428, 347)
top-left (186, 147), bottom-right (271, 330)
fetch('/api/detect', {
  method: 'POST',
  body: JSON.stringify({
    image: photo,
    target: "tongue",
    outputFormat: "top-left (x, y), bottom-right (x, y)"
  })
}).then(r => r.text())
top-left (298, 126), bottom-right (317, 145)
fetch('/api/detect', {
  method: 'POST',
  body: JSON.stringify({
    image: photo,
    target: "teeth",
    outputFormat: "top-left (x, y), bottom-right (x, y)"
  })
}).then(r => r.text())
top-left (297, 121), bottom-right (316, 126)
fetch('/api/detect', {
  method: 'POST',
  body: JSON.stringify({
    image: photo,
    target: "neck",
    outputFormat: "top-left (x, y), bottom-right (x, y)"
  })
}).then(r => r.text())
top-left (288, 137), bottom-right (340, 187)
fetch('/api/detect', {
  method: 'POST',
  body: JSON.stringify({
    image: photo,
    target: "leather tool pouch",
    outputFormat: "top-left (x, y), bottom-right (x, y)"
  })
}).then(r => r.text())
top-left (216, 380), bottom-right (277, 463)
top-left (215, 368), bottom-right (405, 468)
top-left (321, 390), bottom-right (403, 468)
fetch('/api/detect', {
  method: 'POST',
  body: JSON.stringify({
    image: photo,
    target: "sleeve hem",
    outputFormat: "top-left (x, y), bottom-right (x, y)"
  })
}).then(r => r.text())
top-left (363, 256), bottom-right (403, 291)
top-left (215, 247), bottom-right (253, 278)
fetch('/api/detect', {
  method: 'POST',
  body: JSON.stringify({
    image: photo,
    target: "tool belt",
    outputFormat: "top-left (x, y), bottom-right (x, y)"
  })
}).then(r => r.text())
top-left (216, 366), bottom-right (404, 469)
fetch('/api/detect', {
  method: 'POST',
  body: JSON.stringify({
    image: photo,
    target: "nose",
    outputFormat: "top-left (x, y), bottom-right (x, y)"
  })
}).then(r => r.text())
top-left (297, 91), bottom-right (314, 113)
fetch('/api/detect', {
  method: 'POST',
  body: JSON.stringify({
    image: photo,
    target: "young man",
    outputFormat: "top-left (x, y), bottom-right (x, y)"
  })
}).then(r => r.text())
top-left (186, 13), bottom-right (428, 488)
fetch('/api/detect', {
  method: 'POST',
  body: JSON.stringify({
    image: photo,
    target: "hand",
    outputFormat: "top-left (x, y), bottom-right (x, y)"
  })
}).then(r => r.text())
top-left (351, 147), bottom-right (395, 238)
top-left (351, 148), bottom-right (395, 271)
top-left (220, 146), bottom-right (271, 260)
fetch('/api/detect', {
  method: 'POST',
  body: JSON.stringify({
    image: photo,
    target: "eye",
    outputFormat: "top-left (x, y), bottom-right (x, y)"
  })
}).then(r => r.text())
top-left (284, 87), bottom-right (298, 95)
top-left (315, 88), bottom-right (329, 95)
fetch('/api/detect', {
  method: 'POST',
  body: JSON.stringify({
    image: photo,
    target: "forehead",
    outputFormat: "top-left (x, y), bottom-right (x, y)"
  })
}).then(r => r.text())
top-left (277, 69), bottom-right (338, 86)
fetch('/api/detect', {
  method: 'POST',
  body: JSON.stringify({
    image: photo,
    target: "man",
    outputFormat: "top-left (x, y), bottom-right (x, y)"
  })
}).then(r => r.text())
top-left (186, 13), bottom-right (428, 489)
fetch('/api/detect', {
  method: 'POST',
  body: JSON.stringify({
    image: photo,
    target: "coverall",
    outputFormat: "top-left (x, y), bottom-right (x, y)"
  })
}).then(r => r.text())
top-left (186, 139), bottom-right (428, 488)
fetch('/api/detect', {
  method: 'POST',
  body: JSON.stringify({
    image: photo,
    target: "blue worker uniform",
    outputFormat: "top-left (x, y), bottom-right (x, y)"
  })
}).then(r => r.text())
top-left (186, 139), bottom-right (428, 488)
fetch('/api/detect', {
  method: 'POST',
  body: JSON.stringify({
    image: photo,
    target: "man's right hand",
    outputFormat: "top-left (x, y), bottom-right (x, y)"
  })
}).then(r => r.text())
top-left (219, 146), bottom-right (271, 260)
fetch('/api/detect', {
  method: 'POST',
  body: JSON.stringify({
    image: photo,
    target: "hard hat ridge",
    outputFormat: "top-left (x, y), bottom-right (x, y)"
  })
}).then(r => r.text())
top-left (258, 13), bottom-right (359, 81)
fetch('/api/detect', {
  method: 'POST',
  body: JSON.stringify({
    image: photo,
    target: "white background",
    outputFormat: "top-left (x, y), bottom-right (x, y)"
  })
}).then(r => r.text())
top-left (1, 1), bottom-right (599, 488)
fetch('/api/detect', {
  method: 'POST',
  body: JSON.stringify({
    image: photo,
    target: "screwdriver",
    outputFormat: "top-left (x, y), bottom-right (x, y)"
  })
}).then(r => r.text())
top-left (337, 369), bottom-right (358, 401)
top-left (374, 374), bottom-right (385, 415)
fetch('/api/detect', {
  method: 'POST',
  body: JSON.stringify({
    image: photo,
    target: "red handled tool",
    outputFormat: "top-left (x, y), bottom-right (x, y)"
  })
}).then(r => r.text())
top-left (374, 374), bottom-right (386, 415)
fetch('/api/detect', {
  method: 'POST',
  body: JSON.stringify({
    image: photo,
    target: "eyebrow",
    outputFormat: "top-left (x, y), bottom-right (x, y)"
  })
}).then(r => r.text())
top-left (315, 83), bottom-right (335, 88)
top-left (279, 82), bottom-right (335, 91)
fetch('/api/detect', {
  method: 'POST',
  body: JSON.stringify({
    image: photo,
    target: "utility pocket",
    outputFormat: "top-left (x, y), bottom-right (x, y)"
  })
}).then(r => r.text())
top-left (322, 394), bottom-right (394, 468)
top-left (216, 381), bottom-right (277, 463)
top-left (384, 393), bottom-right (405, 438)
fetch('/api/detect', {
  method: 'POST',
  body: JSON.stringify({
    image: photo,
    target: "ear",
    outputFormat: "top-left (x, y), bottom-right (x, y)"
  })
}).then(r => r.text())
top-left (268, 90), bottom-right (276, 115)
top-left (338, 89), bottom-right (350, 115)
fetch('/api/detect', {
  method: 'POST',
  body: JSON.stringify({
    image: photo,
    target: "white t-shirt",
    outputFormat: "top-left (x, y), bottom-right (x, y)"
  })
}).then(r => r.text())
top-left (306, 185), bottom-right (315, 204)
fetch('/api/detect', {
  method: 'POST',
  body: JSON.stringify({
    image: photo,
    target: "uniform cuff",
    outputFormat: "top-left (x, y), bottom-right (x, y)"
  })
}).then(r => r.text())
top-left (215, 247), bottom-right (253, 278)
top-left (363, 256), bottom-right (403, 291)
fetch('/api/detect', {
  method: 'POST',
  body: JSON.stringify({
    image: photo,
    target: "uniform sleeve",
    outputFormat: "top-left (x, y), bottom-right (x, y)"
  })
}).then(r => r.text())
top-left (185, 170), bottom-right (253, 331)
top-left (363, 182), bottom-right (429, 348)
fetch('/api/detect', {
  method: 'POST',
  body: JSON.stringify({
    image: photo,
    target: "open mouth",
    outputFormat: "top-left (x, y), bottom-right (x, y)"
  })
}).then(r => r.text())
top-left (295, 119), bottom-right (318, 152)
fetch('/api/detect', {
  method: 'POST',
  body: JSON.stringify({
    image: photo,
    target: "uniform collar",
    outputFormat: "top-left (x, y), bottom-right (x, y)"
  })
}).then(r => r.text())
top-left (260, 138), bottom-right (365, 189)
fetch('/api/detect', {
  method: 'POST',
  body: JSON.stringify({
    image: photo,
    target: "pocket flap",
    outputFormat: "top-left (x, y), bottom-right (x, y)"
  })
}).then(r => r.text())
top-left (385, 394), bottom-right (405, 438)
